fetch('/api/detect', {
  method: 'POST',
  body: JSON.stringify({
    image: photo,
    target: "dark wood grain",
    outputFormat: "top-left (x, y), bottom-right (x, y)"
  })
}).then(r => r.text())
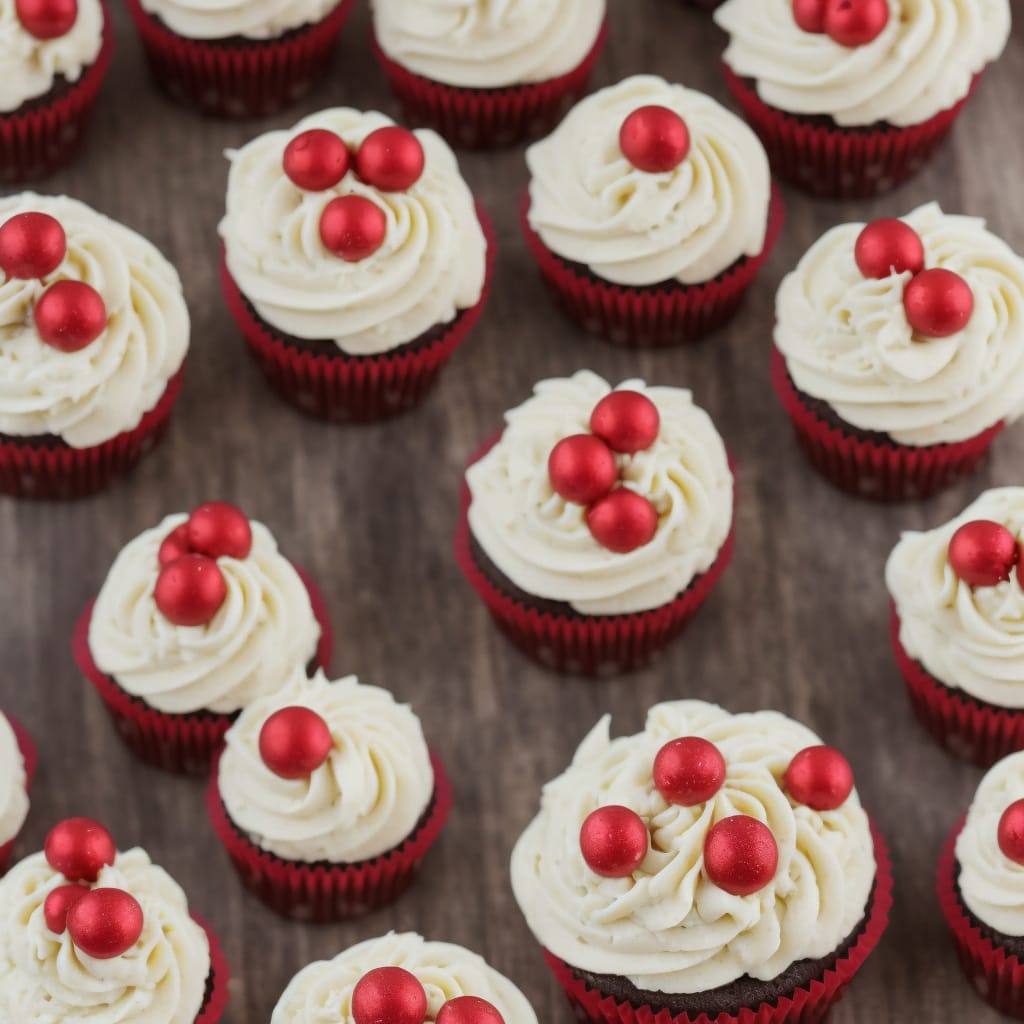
top-left (2, 3), bottom-right (1023, 1021)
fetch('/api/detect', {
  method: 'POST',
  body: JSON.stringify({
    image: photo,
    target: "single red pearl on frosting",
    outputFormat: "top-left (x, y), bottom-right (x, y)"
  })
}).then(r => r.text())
top-left (947, 520), bottom-right (1018, 588)
top-left (703, 815), bottom-right (779, 897)
top-left (15, 0), bottom-right (78, 40)
top-left (854, 219), bottom-right (925, 280)
top-left (437, 996), bottom-right (506, 1024)
top-left (355, 127), bottom-right (425, 192)
top-left (283, 129), bottom-right (351, 191)
top-left (589, 391), bottom-right (661, 454)
top-left (998, 800), bottom-right (1024, 866)
top-left (548, 434), bottom-right (617, 506)
top-left (43, 884), bottom-right (88, 934)
top-left (158, 524), bottom-right (193, 567)
top-left (653, 737), bottom-right (727, 807)
top-left (619, 105), bottom-right (691, 173)
top-left (34, 280), bottom-right (107, 352)
top-left (259, 706), bottom-right (334, 780)
top-left (586, 489), bottom-right (658, 554)
top-left (0, 212), bottom-right (66, 280)
top-left (351, 967), bottom-right (428, 1024)
top-left (319, 195), bottom-right (387, 262)
top-left (187, 502), bottom-right (252, 560)
top-left (579, 805), bottom-right (649, 878)
top-left (44, 818), bottom-right (116, 883)
top-left (792, 0), bottom-right (827, 32)
top-left (824, 0), bottom-right (889, 48)
top-left (784, 746), bottom-right (854, 811)
top-left (67, 888), bottom-right (144, 960)
top-left (903, 268), bottom-right (974, 338)
top-left (153, 554), bottom-right (227, 627)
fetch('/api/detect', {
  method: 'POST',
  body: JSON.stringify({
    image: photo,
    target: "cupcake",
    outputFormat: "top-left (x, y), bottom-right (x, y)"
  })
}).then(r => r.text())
top-left (772, 203), bottom-right (1024, 501)
top-left (456, 371), bottom-right (735, 675)
top-left (207, 669), bottom-right (451, 921)
top-left (124, 0), bottom-right (354, 118)
top-left (370, 0), bottom-right (607, 148)
top-left (511, 700), bottom-right (892, 1024)
top-left (940, 751), bottom-right (1024, 1019)
top-left (714, 0), bottom-right (1012, 198)
top-left (219, 107), bottom-right (494, 422)
top-left (887, 488), bottom-right (1024, 767)
top-left (271, 932), bottom-right (537, 1023)
top-left (73, 502), bottom-right (332, 776)
top-left (0, 194), bottom-right (189, 499)
top-left (0, 711), bottom-right (34, 875)
top-left (0, 817), bottom-right (228, 1022)
top-left (523, 75), bottom-right (781, 347)
top-left (1, 0), bottom-right (113, 183)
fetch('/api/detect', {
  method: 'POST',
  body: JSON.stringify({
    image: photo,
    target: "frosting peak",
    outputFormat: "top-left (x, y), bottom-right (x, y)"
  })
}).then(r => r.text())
top-left (138, 0), bottom-right (338, 40)
top-left (0, 712), bottom-right (28, 848)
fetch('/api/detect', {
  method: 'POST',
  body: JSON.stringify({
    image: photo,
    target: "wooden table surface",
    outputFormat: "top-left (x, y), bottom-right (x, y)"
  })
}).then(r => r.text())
top-left (3, 3), bottom-right (1024, 1021)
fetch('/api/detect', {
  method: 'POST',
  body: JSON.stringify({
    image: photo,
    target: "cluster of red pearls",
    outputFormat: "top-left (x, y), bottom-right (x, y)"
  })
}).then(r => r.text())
top-left (15, 0), bottom-right (78, 39)
top-left (947, 520), bottom-right (1023, 589)
top-left (619, 105), bottom-right (691, 173)
top-left (793, 0), bottom-right (889, 47)
top-left (350, 967), bottom-right (506, 1024)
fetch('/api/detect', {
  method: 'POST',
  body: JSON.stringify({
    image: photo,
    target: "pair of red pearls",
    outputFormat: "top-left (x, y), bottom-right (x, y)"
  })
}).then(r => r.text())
top-left (548, 391), bottom-right (662, 554)
top-left (0, 212), bottom-right (108, 352)
top-left (793, 0), bottom-right (889, 47)
top-left (351, 967), bottom-right (506, 1024)
top-left (15, 0), bottom-right (78, 39)
top-left (42, 818), bottom-right (144, 960)
top-left (579, 739), bottom-right (854, 897)
top-left (947, 519), bottom-right (1024, 590)
top-left (283, 126), bottom-right (425, 263)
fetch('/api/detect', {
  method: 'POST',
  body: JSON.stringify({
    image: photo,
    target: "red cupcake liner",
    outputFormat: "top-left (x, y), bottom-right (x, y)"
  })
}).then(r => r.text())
top-left (222, 206), bottom-right (496, 422)
top-left (370, 21), bottom-right (607, 148)
top-left (0, 367), bottom-right (185, 501)
top-left (545, 820), bottom-right (892, 1024)
top-left (721, 65), bottom-right (981, 199)
top-left (454, 433), bottom-right (736, 675)
top-left (521, 185), bottom-right (785, 347)
top-left (72, 565), bottom-right (333, 777)
top-left (193, 915), bottom-right (231, 1024)
top-left (0, 714), bottom-right (37, 875)
top-left (206, 749), bottom-right (452, 921)
top-left (124, 0), bottom-right (354, 118)
top-left (0, 3), bottom-right (113, 184)
top-left (770, 347), bottom-right (1002, 502)
top-left (938, 818), bottom-right (1024, 1019)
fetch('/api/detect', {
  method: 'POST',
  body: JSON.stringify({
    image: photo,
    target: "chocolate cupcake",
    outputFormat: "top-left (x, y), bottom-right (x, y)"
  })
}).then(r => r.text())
top-left (0, 710), bottom-right (33, 874)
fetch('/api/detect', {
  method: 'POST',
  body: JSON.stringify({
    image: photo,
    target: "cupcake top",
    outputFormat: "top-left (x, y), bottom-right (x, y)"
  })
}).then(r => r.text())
top-left (138, 0), bottom-right (336, 40)
top-left (466, 370), bottom-right (733, 615)
top-left (218, 669), bottom-right (434, 863)
top-left (0, 712), bottom-right (28, 848)
top-left (0, 0), bottom-right (104, 113)
top-left (371, 0), bottom-right (606, 89)
top-left (526, 75), bottom-right (771, 287)
top-left (886, 487), bottom-right (1024, 709)
top-left (88, 506), bottom-right (322, 716)
top-left (0, 194), bottom-right (189, 448)
top-left (775, 202), bottom-right (1024, 446)
top-left (511, 700), bottom-right (876, 995)
top-left (271, 932), bottom-right (538, 1023)
top-left (219, 107), bottom-right (487, 357)
top-left (714, 0), bottom-right (1011, 128)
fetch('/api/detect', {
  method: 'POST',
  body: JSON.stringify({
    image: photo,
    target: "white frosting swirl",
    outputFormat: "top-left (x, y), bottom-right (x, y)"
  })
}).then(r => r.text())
top-left (511, 701), bottom-right (876, 995)
top-left (526, 75), bottom-right (771, 287)
top-left (271, 932), bottom-right (538, 1023)
top-left (0, 713), bottom-right (28, 849)
top-left (714, 0), bottom-right (1011, 128)
top-left (138, 0), bottom-right (337, 41)
top-left (219, 108), bottom-right (487, 357)
top-left (886, 488), bottom-right (1024, 709)
top-left (0, 848), bottom-right (210, 1024)
top-left (466, 371), bottom-right (733, 616)
top-left (0, 0), bottom-right (104, 114)
top-left (371, 0), bottom-right (605, 89)
top-left (218, 670), bottom-right (434, 863)
top-left (88, 514), bottom-right (322, 716)
top-left (0, 194), bottom-right (189, 448)
top-left (775, 203), bottom-right (1024, 446)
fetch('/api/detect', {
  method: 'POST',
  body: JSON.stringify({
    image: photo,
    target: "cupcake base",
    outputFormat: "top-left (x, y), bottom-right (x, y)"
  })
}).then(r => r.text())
top-left (206, 750), bottom-right (452, 921)
top-left (521, 185), bottom-right (785, 347)
top-left (194, 915), bottom-right (231, 1024)
top-left (0, 714), bottom-right (37, 875)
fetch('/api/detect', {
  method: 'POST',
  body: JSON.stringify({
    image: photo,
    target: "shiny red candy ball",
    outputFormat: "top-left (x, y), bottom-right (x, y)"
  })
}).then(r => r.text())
top-left (0, 212), bottom-right (66, 279)
top-left (158, 524), bottom-right (192, 567)
top-left (784, 745), bottom-right (854, 811)
top-left (15, 0), bottom-right (78, 39)
top-left (824, 0), bottom-right (889, 47)
top-left (34, 280), bottom-right (107, 352)
top-left (43, 884), bottom-right (88, 934)
top-left (187, 502), bottom-right (252, 560)
top-left (947, 520), bottom-right (1018, 588)
top-left (356, 126), bottom-right (425, 192)
top-left (154, 555), bottom-right (227, 627)
top-left (548, 434), bottom-right (617, 505)
top-left (654, 737), bottom-right (727, 806)
top-left (903, 268), bottom-right (974, 338)
top-left (998, 800), bottom-right (1024, 866)
top-left (351, 967), bottom-right (428, 1024)
top-left (283, 129), bottom-right (350, 191)
top-left (589, 391), bottom-right (660, 454)
top-left (44, 818), bottom-right (116, 882)
top-left (586, 489), bottom-right (658, 554)
top-left (436, 996), bottom-right (506, 1024)
top-left (703, 815), bottom-right (779, 896)
top-left (619, 105), bottom-right (691, 173)
top-left (792, 0), bottom-right (827, 32)
top-left (854, 219), bottom-right (925, 280)
top-left (67, 888), bottom-right (144, 960)
top-left (320, 196), bottom-right (387, 262)
top-left (259, 706), bottom-right (334, 779)
top-left (579, 805), bottom-right (649, 878)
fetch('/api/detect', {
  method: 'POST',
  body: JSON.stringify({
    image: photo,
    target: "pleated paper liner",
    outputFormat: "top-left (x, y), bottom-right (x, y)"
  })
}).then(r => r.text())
top-left (370, 20), bottom-right (608, 149)
top-left (938, 819), bottom-right (1024, 1020)
top-left (454, 433), bottom-right (736, 676)
top-left (770, 347), bottom-right (1002, 502)
top-left (124, 0), bottom-right (354, 118)
top-left (0, 3), bottom-right (113, 184)
top-left (0, 367), bottom-right (185, 500)
top-left (194, 915), bottom-right (231, 1024)
top-left (0, 714), bottom-right (37, 875)
top-left (521, 185), bottom-right (785, 347)
top-left (206, 750), bottom-right (451, 921)
top-left (71, 566), bottom-right (334, 777)
top-left (545, 820), bottom-right (892, 1024)
top-left (222, 206), bottom-right (495, 422)
top-left (721, 65), bottom-right (981, 199)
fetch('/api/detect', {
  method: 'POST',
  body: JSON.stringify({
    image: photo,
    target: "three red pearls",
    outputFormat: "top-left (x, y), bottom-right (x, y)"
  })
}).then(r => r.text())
top-left (792, 0), bottom-right (889, 47)
top-left (580, 739), bottom-right (854, 898)
top-left (946, 519), bottom-right (1024, 590)
top-left (348, 966), bottom-right (506, 1024)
